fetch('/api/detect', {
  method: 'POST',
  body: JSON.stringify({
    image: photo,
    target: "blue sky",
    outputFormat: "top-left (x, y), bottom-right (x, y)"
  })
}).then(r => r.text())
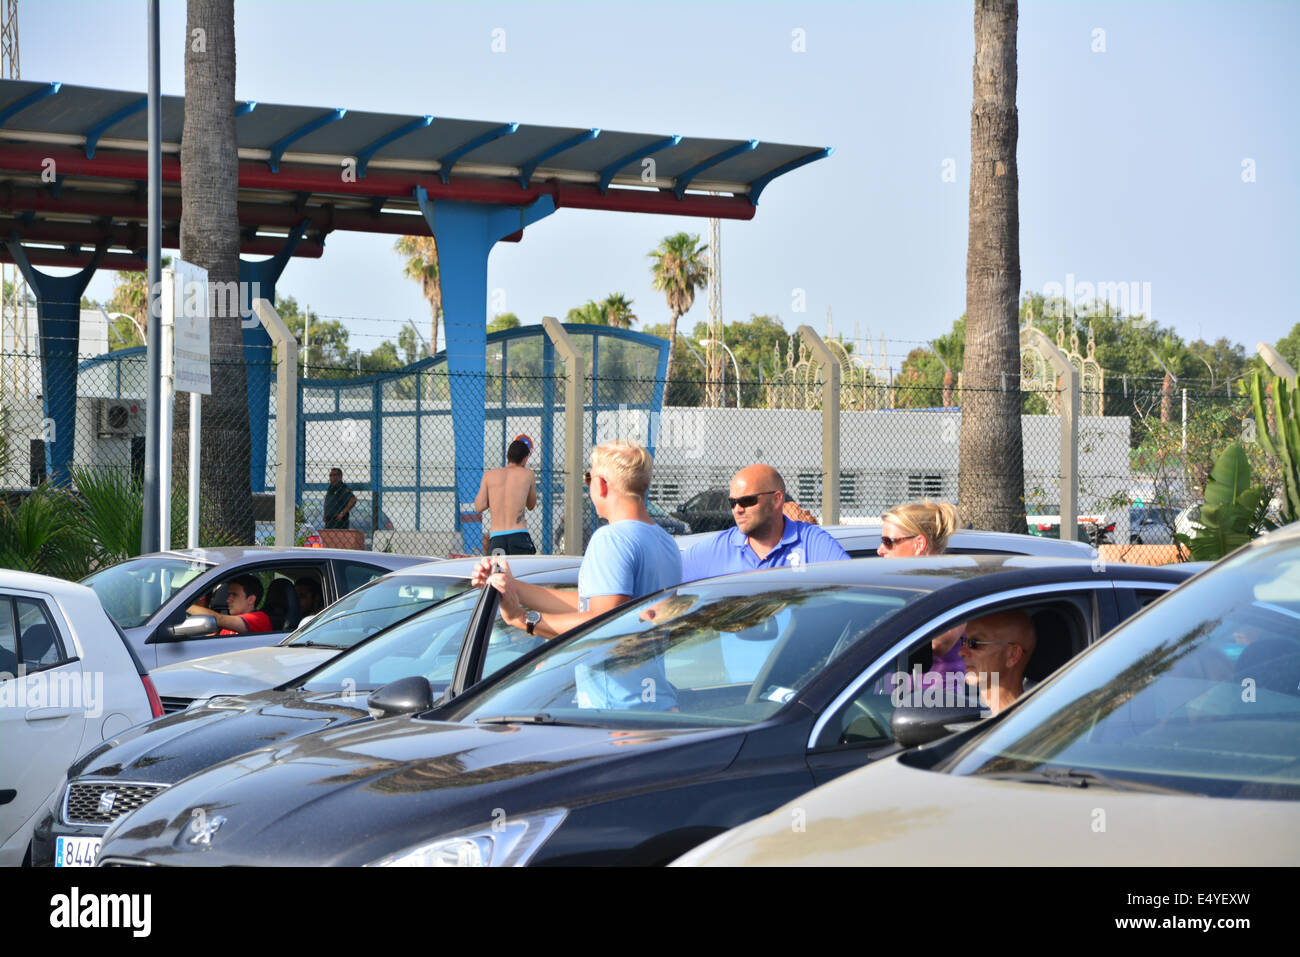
top-left (23, 0), bottom-right (1300, 367)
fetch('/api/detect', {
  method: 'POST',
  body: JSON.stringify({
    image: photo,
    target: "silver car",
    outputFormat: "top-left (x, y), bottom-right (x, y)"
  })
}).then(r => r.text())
top-left (676, 522), bottom-right (1300, 866)
top-left (0, 569), bottom-right (160, 866)
top-left (81, 546), bottom-right (426, 670)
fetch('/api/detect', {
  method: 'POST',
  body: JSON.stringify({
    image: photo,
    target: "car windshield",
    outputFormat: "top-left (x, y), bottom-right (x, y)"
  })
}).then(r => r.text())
top-left (285, 574), bottom-right (470, 650)
top-left (300, 587), bottom-right (487, 695)
top-left (444, 581), bottom-right (920, 730)
top-left (82, 555), bottom-right (214, 628)
top-left (944, 535), bottom-right (1300, 799)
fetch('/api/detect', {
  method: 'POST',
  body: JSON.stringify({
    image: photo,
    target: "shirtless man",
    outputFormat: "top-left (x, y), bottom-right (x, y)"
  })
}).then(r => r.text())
top-left (474, 439), bottom-right (538, 555)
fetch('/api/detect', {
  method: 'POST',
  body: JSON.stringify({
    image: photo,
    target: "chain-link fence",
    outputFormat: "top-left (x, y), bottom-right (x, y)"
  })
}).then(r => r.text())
top-left (0, 318), bottom-right (1275, 562)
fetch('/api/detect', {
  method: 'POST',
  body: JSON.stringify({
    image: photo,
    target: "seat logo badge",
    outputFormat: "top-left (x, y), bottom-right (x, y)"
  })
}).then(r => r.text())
top-left (188, 808), bottom-right (227, 846)
top-left (98, 791), bottom-right (117, 815)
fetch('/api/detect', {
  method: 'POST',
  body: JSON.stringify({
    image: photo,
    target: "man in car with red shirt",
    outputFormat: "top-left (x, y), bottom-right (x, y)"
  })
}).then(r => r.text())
top-left (187, 575), bottom-right (272, 635)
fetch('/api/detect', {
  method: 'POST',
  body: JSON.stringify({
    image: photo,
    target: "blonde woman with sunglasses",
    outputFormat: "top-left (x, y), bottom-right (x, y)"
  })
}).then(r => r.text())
top-left (878, 500), bottom-right (966, 687)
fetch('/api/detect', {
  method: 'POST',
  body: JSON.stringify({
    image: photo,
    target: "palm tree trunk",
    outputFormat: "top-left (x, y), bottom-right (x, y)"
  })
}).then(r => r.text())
top-left (957, 0), bottom-right (1024, 532)
top-left (1161, 372), bottom-right (1173, 422)
top-left (177, 0), bottom-right (251, 543)
top-left (664, 309), bottom-right (679, 402)
top-left (943, 368), bottom-right (954, 408)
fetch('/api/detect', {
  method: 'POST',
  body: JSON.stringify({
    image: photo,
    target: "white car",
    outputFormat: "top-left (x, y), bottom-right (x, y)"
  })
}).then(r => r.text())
top-left (0, 570), bottom-right (162, 866)
top-left (674, 522), bottom-right (1300, 867)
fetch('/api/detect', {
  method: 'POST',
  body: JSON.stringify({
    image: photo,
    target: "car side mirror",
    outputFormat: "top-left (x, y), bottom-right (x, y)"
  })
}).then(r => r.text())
top-left (165, 614), bottom-right (218, 640)
top-left (367, 675), bottom-right (434, 718)
top-left (297, 614), bottom-right (317, 629)
top-left (890, 706), bottom-right (984, 749)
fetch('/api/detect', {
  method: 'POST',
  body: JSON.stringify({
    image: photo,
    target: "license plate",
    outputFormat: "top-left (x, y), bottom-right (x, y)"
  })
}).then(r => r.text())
top-left (55, 836), bottom-right (101, 867)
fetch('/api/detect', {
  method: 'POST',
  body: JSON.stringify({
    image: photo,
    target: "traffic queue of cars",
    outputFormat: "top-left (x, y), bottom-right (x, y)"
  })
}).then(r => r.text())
top-left (5, 522), bottom-right (1295, 867)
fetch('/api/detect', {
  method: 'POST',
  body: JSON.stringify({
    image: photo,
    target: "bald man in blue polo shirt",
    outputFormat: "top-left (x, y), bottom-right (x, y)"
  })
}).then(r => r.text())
top-left (680, 464), bottom-right (849, 583)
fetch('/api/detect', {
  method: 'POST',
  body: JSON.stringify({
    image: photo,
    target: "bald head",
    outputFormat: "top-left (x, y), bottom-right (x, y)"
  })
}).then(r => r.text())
top-left (962, 610), bottom-right (1036, 678)
top-left (732, 464), bottom-right (785, 496)
top-left (729, 464), bottom-right (787, 540)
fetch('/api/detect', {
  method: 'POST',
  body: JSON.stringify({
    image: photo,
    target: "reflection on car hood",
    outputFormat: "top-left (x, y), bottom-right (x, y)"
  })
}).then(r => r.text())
top-left (674, 755), bottom-right (1300, 866)
top-left (100, 716), bottom-right (744, 866)
top-left (149, 646), bottom-right (336, 700)
top-left (68, 689), bottom-right (373, 789)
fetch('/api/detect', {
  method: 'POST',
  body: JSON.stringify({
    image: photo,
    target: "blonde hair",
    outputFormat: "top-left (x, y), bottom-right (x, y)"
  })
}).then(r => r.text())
top-left (881, 500), bottom-right (959, 554)
top-left (590, 440), bottom-right (654, 498)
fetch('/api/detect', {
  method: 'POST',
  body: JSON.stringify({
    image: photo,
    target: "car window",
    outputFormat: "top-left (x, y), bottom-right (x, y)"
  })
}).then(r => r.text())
top-left (815, 621), bottom-right (967, 749)
top-left (478, 587), bottom-right (579, 681)
top-left (16, 598), bottom-right (68, 671)
top-left (445, 582), bottom-right (918, 729)
top-left (946, 540), bottom-right (1300, 799)
top-left (814, 598), bottom-right (1090, 750)
top-left (83, 555), bottom-right (214, 628)
top-left (300, 588), bottom-right (484, 695)
top-left (336, 560), bottom-right (391, 594)
top-left (285, 574), bottom-right (470, 650)
top-left (0, 597), bottom-right (17, 676)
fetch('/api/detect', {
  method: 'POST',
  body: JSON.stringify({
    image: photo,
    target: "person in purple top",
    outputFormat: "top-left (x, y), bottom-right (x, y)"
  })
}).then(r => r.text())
top-left (680, 464), bottom-right (849, 583)
top-left (878, 499), bottom-right (967, 702)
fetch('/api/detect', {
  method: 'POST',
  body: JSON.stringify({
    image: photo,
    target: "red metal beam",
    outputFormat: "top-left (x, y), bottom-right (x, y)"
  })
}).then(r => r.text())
top-left (0, 144), bottom-right (756, 221)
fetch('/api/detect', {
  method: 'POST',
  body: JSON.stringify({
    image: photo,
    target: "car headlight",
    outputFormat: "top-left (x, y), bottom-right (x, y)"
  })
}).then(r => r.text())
top-left (369, 809), bottom-right (567, 867)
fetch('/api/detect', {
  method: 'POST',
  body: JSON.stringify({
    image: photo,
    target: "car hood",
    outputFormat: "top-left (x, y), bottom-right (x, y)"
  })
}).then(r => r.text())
top-left (100, 716), bottom-right (745, 866)
top-left (674, 754), bottom-right (1300, 866)
top-left (67, 689), bottom-right (374, 789)
top-left (150, 646), bottom-right (337, 700)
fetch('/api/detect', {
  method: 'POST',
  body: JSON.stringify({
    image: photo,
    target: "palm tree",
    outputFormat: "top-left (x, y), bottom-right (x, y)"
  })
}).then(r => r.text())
top-left (395, 235), bottom-right (443, 353)
top-left (957, 0), bottom-right (1024, 532)
top-left (647, 233), bottom-right (708, 392)
top-left (932, 321), bottom-right (965, 408)
top-left (600, 293), bottom-right (637, 329)
top-left (1152, 334), bottom-right (1186, 423)
top-left (179, 0), bottom-right (251, 542)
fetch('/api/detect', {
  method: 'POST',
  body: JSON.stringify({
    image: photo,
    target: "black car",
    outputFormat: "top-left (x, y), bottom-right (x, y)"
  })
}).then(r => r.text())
top-left (32, 557), bottom-right (582, 867)
top-left (673, 487), bottom-right (733, 533)
top-left (93, 556), bottom-right (1194, 867)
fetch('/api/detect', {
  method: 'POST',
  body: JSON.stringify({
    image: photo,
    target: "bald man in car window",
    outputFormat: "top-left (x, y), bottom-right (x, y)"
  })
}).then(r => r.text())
top-left (958, 610), bottom-right (1037, 714)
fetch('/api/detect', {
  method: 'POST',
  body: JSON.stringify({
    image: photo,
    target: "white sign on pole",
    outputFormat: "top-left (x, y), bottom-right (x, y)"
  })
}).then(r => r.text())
top-left (172, 260), bottom-right (211, 395)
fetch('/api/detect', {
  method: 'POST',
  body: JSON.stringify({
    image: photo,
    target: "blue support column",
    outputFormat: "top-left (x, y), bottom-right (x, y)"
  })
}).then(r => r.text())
top-left (4, 240), bottom-right (105, 486)
top-left (540, 334), bottom-right (556, 554)
top-left (239, 221), bottom-right (310, 492)
top-left (414, 188), bottom-right (556, 553)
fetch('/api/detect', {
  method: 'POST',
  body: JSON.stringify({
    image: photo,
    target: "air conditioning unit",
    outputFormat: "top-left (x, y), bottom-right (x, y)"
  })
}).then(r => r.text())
top-left (97, 399), bottom-right (145, 438)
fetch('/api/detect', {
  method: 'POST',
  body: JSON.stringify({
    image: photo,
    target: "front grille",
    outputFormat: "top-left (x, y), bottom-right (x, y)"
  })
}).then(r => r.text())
top-left (160, 696), bottom-right (192, 714)
top-left (64, 781), bottom-right (167, 825)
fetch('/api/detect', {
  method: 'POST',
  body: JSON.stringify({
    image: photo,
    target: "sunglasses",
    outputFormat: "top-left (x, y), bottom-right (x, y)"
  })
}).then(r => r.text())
top-left (583, 470), bottom-right (601, 488)
top-left (729, 490), bottom-right (779, 509)
top-left (960, 635), bottom-right (1018, 651)
top-left (879, 535), bottom-right (918, 549)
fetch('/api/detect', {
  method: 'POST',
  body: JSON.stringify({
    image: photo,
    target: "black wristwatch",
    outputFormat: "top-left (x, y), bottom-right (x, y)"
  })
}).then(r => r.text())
top-left (524, 610), bottom-right (541, 635)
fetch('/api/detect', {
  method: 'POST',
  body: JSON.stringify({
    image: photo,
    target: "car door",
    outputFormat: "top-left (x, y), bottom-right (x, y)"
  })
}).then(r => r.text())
top-left (0, 591), bottom-right (87, 863)
top-left (149, 560), bottom-right (332, 668)
top-left (802, 580), bottom-right (1120, 787)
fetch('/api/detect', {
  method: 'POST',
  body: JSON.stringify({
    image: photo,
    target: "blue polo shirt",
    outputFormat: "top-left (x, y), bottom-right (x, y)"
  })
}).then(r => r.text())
top-left (680, 518), bottom-right (850, 583)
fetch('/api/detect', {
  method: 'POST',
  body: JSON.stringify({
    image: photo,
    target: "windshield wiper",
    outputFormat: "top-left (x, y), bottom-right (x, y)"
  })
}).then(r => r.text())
top-left (474, 713), bottom-right (597, 727)
top-left (980, 767), bottom-right (1196, 795)
top-left (291, 641), bottom-right (348, 649)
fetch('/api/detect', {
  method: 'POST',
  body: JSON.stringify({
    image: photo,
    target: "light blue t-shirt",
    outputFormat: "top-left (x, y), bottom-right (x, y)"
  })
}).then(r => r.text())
top-left (572, 519), bottom-right (682, 713)
top-left (578, 519), bottom-right (683, 609)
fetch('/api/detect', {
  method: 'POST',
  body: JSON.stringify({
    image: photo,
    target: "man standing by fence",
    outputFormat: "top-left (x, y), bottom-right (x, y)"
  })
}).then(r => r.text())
top-left (324, 468), bottom-right (357, 530)
top-left (475, 438), bottom-right (539, 555)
